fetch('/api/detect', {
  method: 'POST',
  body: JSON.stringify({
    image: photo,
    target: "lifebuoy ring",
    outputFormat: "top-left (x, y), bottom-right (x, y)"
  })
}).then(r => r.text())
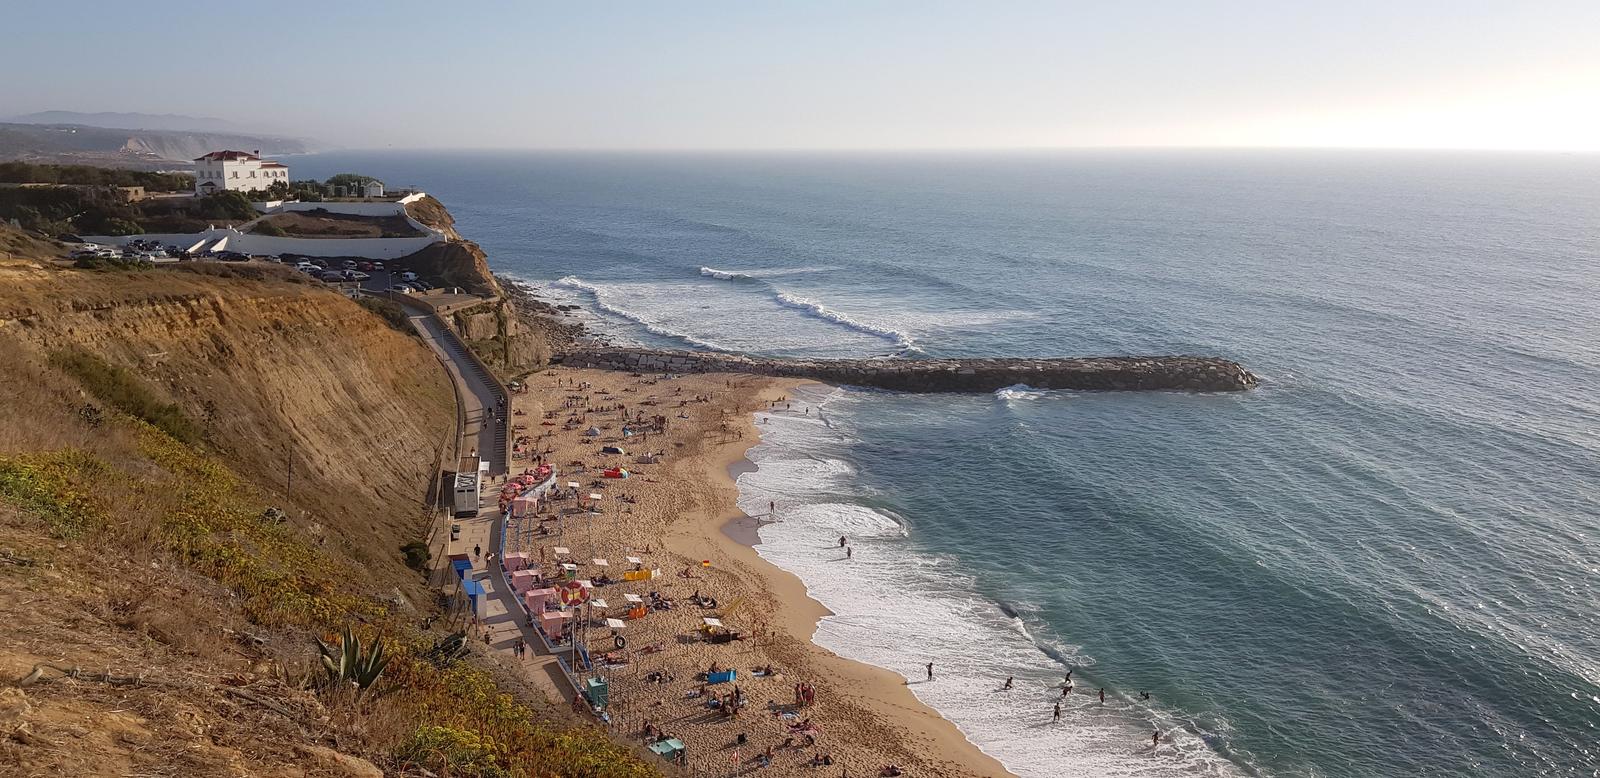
top-left (614, 635), bottom-right (627, 649)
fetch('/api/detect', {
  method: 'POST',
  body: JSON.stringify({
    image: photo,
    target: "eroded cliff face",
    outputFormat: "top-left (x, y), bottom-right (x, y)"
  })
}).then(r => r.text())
top-left (0, 263), bottom-right (456, 592)
top-left (398, 196), bottom-right (500, 296)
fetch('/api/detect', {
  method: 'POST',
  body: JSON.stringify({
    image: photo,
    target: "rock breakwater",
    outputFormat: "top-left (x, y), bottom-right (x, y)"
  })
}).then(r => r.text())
top-left (558, 347), bottom-right (1258, 393)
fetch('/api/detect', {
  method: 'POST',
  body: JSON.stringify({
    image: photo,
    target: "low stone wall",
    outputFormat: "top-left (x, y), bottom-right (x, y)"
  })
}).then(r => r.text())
top-left (558, 348), bottom-right (1259, 393)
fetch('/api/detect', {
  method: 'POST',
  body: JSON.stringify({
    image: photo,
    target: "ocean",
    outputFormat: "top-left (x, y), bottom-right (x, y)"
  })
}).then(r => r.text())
top-left (293, 150), bottom-right (1600, 777)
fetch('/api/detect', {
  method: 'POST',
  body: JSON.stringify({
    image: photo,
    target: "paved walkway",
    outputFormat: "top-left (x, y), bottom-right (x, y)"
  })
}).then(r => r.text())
top-left (401, 303), bottom-right (575, 704)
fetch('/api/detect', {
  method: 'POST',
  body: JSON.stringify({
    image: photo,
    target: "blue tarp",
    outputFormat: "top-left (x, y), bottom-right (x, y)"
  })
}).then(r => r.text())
top-left (707, 669), bottom-right (736, 684)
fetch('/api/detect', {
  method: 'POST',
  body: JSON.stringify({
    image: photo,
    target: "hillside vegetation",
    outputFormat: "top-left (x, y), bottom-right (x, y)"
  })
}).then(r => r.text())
top-left (0, 252), bottom-right (657, 776)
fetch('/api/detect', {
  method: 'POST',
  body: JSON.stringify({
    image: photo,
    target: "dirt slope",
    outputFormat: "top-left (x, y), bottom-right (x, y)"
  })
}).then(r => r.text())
top-left (0, 258), bottom-right (658, 777)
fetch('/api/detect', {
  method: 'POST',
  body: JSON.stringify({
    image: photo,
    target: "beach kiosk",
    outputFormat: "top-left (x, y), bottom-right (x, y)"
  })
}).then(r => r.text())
top-left (502, 551), bottom-right (529, 572)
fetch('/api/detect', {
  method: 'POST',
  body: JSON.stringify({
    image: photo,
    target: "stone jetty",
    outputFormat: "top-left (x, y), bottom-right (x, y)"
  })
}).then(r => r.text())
top-left (557, 347), bottom-right (1258, 393)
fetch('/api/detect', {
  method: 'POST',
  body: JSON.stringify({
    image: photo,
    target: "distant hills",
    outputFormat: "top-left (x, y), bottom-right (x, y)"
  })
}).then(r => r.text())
top-left (7, 111), bottom-right (255, 134)
top-left (0, 117), bottom-right (313, 170)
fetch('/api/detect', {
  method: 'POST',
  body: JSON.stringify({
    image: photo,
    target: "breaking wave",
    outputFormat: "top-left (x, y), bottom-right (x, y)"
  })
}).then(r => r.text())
top-left (551, 276), bottom-right (727, 351)
top-left (774, 291), bottom-right (920, 353)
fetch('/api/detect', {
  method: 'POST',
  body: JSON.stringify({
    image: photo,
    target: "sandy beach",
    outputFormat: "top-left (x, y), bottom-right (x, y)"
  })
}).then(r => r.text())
top-left (504, 366), bottom-right (1012, 778)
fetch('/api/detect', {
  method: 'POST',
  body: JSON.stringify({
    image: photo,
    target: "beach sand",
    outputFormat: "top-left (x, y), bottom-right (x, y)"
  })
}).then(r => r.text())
top-left (505, 367), bottom-right (1012, 778)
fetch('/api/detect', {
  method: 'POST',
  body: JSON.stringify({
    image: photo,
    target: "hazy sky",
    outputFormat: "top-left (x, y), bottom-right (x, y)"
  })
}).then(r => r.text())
top-left (4, 1), bottom-right (1598, 151)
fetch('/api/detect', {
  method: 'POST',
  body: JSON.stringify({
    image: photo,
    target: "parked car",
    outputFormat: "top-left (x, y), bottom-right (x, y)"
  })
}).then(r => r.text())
top-left (356, 261), bottom-right (373, 271)
top-left (294, 262), bottom-right (319, 273)
top-left (390, 284), bottom-right (415, 294)
top-left (341, 260), bottom-right (358, 270)
top-left (310, 259), bottom-right (329, 269)
top-left (349, 271), bottom-right (370, 281)
top-left (369, 262), bottom-right (385, 272)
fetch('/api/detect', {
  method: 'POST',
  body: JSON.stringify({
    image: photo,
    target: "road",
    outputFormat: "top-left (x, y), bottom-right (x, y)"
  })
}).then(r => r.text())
top-left (400, 303), bottom-right (507, 476)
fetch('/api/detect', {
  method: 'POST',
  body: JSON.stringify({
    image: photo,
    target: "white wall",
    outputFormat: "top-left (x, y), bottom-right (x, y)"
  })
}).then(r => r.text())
top-left (81, 228), bottom-right (441, 259)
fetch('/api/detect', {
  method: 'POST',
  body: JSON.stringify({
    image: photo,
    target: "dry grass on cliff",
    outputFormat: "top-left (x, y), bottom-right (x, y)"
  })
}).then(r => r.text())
top-left (0, 266), bottom-right (663, 777)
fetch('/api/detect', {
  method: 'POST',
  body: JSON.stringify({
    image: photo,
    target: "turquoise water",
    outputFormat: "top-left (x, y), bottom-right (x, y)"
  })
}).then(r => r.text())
top-left (297, 150), bottom-right (1600, 776)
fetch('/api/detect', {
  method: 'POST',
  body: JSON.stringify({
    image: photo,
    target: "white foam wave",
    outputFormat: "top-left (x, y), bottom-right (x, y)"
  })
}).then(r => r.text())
top-left (699, 266), bottom-right (755, 280)
top-left (551, 276), bottom-right (727, 351)
top-left (735, 391), bottom-right (1252, 778)
top-left (699, 265), bottom-right (839, 280)
top-left (774, 291), bottom-right (920, 352)
top-left (995, 384), bottom-right (1049, 402)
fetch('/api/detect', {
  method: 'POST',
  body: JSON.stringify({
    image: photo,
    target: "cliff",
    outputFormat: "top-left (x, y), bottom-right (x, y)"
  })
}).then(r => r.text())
top-left (0, 122), bottom-right (310, 169)
top-left (398, 195), bottom-right (499, 295)
top-left (0, 255), bottom-right (654, 776)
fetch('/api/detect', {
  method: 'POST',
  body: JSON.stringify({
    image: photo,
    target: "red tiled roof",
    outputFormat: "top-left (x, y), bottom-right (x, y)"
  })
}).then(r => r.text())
top-left (258, 162), bottom-right (287, 168)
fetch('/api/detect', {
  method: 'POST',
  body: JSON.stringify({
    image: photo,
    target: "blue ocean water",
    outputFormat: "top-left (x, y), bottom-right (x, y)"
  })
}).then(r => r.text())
top-left (295, 150), bottom-right (1600, 777)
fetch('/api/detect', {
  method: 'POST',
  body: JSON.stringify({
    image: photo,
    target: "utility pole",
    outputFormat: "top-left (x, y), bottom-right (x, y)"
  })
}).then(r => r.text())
top-left (286, 452), bottom-right (294, 499)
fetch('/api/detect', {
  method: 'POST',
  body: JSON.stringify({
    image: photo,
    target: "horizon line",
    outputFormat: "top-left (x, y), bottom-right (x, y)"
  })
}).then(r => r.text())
top-left (300, 144), bottom-right (1600, 156)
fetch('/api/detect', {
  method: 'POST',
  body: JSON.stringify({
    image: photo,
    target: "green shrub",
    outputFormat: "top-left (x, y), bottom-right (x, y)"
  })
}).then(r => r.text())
top-left (253, 220), bottom-right (287, 237)
top-left (357, 296), bottom-right (414, 335)
top-left (400, 540), bottom-right (431, 571)
top-left (49, 350), bottom-right (201, 444)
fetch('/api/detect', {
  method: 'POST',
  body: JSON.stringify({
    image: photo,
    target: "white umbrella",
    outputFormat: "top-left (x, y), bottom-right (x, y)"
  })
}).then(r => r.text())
top-left (624, 593), bottom-right (643, 603)
top-left (606, 618), bottom-right (627, 630)
top-left (702, 617), bottom-right (724, 628)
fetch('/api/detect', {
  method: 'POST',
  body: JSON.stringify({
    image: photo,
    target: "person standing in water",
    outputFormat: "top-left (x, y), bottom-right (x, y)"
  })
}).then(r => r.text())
top-left (1099, 688), bottom-right (1106, 704)
top-left (1052, 702), bottom-right (1062, 723)
top-left (839, 536), bottom-right (847, 548)
top-left (1152, 730), bottom-right (1160, 748)
top-left (846, 546), bottom-right (853, 559)
top-left (1002, 676), bottom-right (1014, 690)
top-left (925, 662), bottom-right (934, 681)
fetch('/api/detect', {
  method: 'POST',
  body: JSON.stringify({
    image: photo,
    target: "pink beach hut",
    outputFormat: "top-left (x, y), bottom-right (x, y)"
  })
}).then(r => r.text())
top-left (538, 609), bottom-right (571, 640)
top-left (524, 587), bottom-right (556, 615)
top-left (510, 569), bottom-right (540, 593)
top-left (503, 551), bottom-right (530, 572)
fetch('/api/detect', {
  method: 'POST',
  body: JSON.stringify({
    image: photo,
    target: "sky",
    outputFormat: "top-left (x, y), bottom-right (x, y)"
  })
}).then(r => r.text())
top-left (3, 1), bottom-right (1598, 152)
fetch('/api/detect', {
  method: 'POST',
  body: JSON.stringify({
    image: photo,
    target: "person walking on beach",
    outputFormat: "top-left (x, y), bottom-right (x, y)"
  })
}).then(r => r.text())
top-left (1052, 701), bottom-right (1062, 723)
top-left (1003, 676), bottom-right (1013, 690)
top-left (846, 546), bottom-right (853, 559)
top-left (1099, 688), bottom-right (1106, 704)
top-left (926, 662), bottom-right (934, 681)
top-left (839, 536), bottom-right (847, 548)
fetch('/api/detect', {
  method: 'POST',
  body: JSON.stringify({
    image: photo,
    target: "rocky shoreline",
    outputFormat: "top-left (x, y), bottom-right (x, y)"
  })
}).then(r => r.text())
top-left (558, 346), bottom-right (1259, 393)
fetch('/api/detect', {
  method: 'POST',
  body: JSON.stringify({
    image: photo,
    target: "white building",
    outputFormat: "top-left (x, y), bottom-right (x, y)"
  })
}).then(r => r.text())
top-left (193, 150), bottom-right (289, 195)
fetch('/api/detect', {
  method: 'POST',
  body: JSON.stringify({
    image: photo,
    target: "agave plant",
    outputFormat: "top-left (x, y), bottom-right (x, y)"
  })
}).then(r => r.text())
top-left (315, 625), bottom-right (391, 698)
